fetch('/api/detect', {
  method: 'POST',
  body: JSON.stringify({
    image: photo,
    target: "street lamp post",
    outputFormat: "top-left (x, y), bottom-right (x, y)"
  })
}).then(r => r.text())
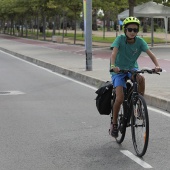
top-left (83, 0), bottom-right (92, 71)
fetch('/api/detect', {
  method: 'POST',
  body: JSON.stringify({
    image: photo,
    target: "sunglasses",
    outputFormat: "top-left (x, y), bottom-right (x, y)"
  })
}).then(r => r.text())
top-left (126, 28), bottom-right (139, 33)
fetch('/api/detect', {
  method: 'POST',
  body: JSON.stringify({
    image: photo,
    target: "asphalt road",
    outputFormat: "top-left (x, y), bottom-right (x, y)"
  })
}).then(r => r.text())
top-left (0, 51), bottom-right (169, 170)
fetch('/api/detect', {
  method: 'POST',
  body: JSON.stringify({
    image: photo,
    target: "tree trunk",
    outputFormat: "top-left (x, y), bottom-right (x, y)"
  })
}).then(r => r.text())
top-left (53, 15), bottom-right (56, 35)
top-left (43, 14), bottom-right (46, 40)
top-left (128, 0), bottom-right (136, 16)
top-left (74, 11), bottom-right (77, 44)
top-left (92, 8), bottom-right (97, 31)
top-left (106, 11), bottom-right (111, 32)
top-left (37, 13), bottom-right (39, 39)
top-left (21, 17), bottom-right (24, 37)
top-left (10, 18), bottom-right (13, 35)
top-left (168, 18), bottom-right (170, 33)
top-left (103, 16), bottom-right (106, 39)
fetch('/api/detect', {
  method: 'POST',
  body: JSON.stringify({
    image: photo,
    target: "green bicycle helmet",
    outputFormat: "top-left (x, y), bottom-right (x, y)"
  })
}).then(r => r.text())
top-left (123, 16), bottom-right (140, 28)
top-left (123, 17), bottom-right (140, 40)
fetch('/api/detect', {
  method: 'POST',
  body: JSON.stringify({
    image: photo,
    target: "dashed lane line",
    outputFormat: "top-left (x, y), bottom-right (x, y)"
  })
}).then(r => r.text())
top-left (120, 150), bottom-right (153, 169)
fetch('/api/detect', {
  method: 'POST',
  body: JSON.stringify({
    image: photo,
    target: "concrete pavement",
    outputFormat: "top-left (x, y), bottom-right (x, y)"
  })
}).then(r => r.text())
top-left (0, 33), bottom-right (169, 113)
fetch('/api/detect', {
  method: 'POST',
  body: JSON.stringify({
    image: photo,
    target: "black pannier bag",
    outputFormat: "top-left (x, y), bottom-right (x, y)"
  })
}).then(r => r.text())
top-left (95, 81), bottom-right (113, 115)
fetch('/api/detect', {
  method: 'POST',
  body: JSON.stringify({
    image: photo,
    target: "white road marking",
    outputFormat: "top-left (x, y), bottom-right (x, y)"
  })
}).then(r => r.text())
top-left (76, 49), bottom-right (85, 53)
top-left (120, 150), bottom-right (153, 168)
top-left (92, 47), bottom-right (109, 51)
top-left (164, 59), bottom-right (170, 61)
top-left (148, 106), bottom-right (170, 118)
top-left (0, 91), bottom-right (25, 95)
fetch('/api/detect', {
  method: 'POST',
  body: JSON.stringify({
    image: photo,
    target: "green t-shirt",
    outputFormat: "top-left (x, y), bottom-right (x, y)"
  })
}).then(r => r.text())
top-left (111, 35), bottom-right (149, 70)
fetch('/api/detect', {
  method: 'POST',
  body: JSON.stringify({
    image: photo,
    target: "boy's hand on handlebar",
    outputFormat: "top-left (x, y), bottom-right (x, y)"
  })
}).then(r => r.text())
top-left (110, 67), bottom-right (120, 73)
top-left (154, 66), bottom-right (162, 72)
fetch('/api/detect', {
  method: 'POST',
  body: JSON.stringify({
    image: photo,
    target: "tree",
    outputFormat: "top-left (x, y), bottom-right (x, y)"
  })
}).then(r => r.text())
top-left (0, 0), bottom-right (168, 41)
top-left (128, 0), bottom-right (136, 16)
top-left (60, 0), bottom-right (82, 44)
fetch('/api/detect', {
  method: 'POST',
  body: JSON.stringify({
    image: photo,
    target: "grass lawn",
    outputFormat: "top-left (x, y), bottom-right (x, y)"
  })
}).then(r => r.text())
top-left (55, 32), bottom-right (166, 44)
top-left (76, 35), bottom-right (165, 44)
top-left (12, 29), bottom-right (167, 44)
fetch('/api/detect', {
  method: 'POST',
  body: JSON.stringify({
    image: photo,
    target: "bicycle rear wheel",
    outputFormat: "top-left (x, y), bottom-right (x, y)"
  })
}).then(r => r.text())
top-left (131, 95), bottom-right (149, 157)
top-left (116, 103), bottom-right (127, 144)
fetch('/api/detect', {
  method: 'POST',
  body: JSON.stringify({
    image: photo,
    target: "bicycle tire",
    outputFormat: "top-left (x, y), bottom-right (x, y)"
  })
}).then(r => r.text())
top-left (116, 103), bottom-right (127, 144)
top-left (131, 95), bottom-right (149, 157)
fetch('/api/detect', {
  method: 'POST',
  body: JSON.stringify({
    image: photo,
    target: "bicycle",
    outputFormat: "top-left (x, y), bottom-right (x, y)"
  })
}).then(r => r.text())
top-left (110, 68), bottom-right (162, 157)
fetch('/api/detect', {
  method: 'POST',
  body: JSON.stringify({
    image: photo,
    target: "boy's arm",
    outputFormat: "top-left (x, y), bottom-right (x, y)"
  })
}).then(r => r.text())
top-left (146, 49), bottom-right (161, 71)
top-left (111, 47), bottom-right (118, 65)
top-left (111, 47), bottom-right (120, 72)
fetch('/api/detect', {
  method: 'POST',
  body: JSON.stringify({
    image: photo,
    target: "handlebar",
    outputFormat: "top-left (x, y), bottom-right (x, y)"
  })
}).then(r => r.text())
top-left (110, 68), bottom-right (162, 75)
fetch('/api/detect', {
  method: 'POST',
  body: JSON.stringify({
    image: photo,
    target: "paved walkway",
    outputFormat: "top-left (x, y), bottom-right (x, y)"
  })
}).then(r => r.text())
top-left (0, 33), bottom-right (169, 113)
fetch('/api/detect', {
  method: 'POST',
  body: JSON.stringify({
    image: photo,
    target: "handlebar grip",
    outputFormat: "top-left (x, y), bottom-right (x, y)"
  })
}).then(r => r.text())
top-left (152, 68), bottom-right (162, 73)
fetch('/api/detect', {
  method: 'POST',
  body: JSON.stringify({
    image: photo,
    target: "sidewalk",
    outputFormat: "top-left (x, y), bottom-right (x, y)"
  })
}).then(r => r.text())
top-left (0, 33), bottom-right (169, 113)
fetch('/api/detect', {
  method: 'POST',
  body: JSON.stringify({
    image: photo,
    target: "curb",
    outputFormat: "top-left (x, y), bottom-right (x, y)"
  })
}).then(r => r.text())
top-left (0, 47), bottom-right (169, 113)
top-left (144, 94), bottom-right (170, 112)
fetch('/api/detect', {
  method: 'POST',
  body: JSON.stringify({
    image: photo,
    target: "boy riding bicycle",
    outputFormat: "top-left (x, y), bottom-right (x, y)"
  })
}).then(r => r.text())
top-left (109, 17), bottom-right (161, 138)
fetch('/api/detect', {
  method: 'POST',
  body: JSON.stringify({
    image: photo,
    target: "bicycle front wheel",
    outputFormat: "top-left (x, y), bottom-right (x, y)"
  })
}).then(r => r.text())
top-left (131, 95), bottom-right (149, 157)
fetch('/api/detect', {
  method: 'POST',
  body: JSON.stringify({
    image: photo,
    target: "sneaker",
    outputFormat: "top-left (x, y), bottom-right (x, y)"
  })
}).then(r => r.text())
top-left (109, 124), bottom-right (118, 138)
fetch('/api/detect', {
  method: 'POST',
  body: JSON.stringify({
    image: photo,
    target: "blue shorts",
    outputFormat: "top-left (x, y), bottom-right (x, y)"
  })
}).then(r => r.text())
top-left (111, 73), bottom-right (131, 88)
top-left (111, 68), bottom-right (138, 88)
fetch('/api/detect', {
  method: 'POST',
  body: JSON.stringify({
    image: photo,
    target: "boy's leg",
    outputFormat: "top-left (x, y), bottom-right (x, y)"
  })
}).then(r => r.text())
top-left (110, 74), bottom-right (126, 137)
top-left (112, 86), bottom-right (124, 124)
top-left (110, 86), bottom-right (124, 138)
top-left (137, 74), bottom-right (145, 95)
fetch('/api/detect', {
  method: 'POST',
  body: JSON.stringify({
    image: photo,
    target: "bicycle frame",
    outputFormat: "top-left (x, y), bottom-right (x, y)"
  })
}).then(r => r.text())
top-left (123, 73), bottom-right (139, 126)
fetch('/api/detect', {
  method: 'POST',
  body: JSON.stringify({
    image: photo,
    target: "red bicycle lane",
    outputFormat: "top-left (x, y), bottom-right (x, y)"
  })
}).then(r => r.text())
top-left (0, 34), bottom-right (85, 53)
top-left (89, 49), bottom-right (170, 72)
